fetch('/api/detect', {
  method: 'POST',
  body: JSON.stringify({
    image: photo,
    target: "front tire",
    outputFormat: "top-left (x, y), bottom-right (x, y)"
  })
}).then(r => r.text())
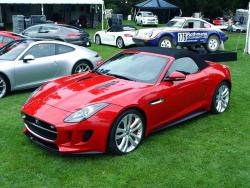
top-left (72, 61), bottom-right (92, 74)
top-left (0, 75), bottom-right (9, 99)
top-left (108, 109), bottom-right (145, 155)
top-left (206, 35), bottom-right (220, 52)
top-left (211, 82), bottom-right (230, 114)
top-left (116, 37), bottom-right (125, 49)
top-left (159, 36), bottom-right (175, 48)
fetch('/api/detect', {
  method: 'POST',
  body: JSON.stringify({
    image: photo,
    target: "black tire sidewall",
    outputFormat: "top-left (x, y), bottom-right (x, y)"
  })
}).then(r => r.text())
top-left (108, 109), bottom-right (145, 155)
top-left (211, 81), bottom-right (230, 114)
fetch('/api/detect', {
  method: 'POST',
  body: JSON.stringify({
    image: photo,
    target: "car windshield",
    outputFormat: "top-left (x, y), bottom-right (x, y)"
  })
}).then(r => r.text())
top-left (166, 19), bottom-right (185, 28)
top-left (0, 40), bottom-right (32, 61)
top-left (143, 12), bottom-right (154, 17)
top-left (123, 26), bottom-right (137, 31)
top-left (94, 52), bottom-right (168, 84)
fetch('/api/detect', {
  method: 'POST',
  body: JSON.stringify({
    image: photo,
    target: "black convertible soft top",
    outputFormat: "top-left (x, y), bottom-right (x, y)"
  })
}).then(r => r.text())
top-left (128, 47), bottom-right (209, 70)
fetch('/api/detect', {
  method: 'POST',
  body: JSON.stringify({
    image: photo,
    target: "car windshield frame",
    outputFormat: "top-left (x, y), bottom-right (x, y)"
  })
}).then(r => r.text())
top-left (94, 52), bottom-right (169, 84)
top-left (0, 40), bottom-right (33, 61)
top-left (166, 19), bottom-right (186, 28)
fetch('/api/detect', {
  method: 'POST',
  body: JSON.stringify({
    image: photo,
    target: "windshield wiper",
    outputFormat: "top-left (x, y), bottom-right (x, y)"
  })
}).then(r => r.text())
top-left (106, 73), bottom-right (136, 81)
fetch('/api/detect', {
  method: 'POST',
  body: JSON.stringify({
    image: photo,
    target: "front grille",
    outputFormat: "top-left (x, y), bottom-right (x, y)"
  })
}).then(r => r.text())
top-left (23, 114), bottom-right (57, 141)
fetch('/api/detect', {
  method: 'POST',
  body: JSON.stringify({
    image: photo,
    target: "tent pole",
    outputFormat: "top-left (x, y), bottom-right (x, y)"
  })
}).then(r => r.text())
top-left (245, 1), bottom-right (250, 54)
top-left (41, 4), bottom-right (44, 15)
top-left (101, 3), bottom-right (104, 30)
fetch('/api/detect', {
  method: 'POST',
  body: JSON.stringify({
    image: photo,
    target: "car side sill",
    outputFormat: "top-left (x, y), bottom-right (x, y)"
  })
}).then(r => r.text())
top-left (153, 110), bottom-right (208, 133)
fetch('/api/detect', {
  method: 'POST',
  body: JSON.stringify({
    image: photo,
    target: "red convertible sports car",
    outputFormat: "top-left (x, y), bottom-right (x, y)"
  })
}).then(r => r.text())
top-left (21, 47), bottom-right (231, 155)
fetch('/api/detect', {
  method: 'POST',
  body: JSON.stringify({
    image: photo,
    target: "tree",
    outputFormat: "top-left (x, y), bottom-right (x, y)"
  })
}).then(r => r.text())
top-left (105, 0), bottom-right (249, 18)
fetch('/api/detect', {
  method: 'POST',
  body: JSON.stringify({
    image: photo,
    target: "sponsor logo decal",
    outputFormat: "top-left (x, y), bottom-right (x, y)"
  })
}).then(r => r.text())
top-left (178, 32), bottom-right (208, 42)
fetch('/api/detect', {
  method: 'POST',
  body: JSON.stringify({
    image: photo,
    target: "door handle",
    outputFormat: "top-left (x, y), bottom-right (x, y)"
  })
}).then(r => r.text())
top-left (149, 98), bottom-right (165, 105)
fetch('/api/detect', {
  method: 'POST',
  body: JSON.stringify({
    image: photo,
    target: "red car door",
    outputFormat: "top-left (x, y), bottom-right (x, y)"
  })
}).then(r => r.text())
top-left (150, 57), bottom-right (208, 130)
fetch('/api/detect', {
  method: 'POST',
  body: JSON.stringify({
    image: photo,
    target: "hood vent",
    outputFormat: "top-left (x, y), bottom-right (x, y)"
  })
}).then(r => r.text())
top-left (96, 81), bottom-right (118, 88)
top-left (76, 76), bottom-right (92, 83)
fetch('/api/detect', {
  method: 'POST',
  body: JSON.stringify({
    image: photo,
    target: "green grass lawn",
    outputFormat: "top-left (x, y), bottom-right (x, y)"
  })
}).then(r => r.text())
top-left (0, 23), bottom-right (250, 187)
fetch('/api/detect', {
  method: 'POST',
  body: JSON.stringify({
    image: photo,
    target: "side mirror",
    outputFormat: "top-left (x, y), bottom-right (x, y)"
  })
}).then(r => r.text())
top-left (164, 71), bottom-right (186, 81)
top-left (23, 55), bottom-right (35, 63)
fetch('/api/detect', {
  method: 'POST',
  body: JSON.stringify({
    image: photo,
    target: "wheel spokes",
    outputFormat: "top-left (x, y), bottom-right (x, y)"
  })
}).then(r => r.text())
top-left (115, 113), bottom-right (143, 153)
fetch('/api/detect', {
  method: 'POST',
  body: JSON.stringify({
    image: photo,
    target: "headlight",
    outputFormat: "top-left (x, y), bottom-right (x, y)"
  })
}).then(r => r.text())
top-left (25, 86), bottom-right (41, 104)
top-left (145, 30), bottom-right (153, 38)
top-left (64, 103), bottom-right (109, 123)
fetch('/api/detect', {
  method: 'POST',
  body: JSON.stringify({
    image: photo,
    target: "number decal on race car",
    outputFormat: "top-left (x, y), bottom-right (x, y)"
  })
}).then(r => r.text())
top-left (178, 33), bottom-right (188, 42)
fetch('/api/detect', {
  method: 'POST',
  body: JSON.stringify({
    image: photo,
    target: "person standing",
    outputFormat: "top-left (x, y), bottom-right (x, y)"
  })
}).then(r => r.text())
top-left (239, 14), bottom-right (245, 25)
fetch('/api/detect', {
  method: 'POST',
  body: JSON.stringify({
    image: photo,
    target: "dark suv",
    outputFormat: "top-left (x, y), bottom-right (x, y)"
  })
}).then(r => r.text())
top-left (22, 24), bottom-right (91, 47)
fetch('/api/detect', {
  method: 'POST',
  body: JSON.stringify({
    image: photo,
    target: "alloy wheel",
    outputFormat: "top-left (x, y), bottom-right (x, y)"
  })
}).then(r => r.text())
top-left (74, 63), bottom-right (91, 73)
top-left (95, 35), bottom-right (101, 45)
top-left (160, 39), bottom-right (172, 48)
top-left (0, 77), bottom-right (7, 98)
top-left (208, 39), bottom-right (219, 51)
top-left (215, 84), bottom-right (230, 113)
top-left (117, 38), bottom-right (124, 49)
top-left (115, 113), bottom-right (143, 153)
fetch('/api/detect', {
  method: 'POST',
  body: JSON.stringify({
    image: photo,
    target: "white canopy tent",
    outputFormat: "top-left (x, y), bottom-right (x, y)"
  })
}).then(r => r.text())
top-left (0, 0), bottom-right (105, 29)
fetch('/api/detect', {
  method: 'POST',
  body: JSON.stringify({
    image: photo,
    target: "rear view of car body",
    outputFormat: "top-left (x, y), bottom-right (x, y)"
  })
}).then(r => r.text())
top-left (63, 27), bottom-right (91, 47)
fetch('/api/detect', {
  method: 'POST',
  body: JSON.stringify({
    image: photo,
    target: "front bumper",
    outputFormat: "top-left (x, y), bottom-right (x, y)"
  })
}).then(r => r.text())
top-left (142, 20), bottom-right (158, 25)
top-left (133, 38), bottom-right (158, 46)
top-left (21, 102), bottom-right (123, 155)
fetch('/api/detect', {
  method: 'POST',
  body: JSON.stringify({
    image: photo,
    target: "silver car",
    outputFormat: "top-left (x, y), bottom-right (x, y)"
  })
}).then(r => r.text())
top-left (0, 39), bottom-right (102, 98)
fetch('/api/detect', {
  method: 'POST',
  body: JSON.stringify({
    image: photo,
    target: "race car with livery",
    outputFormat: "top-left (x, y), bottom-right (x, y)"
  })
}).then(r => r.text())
top-left (133, 17), bottom-right (228, 52)
top-left (94, 25), bottom-right (137, 49)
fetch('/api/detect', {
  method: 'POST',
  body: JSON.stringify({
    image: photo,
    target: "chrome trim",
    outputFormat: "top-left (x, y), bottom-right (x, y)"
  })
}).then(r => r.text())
top-left (25, 120), bottom-right (57, 134)
top-left (24, 123), bottom-right (56, 143)
top-left (149, 98), bottom-right (165, 105)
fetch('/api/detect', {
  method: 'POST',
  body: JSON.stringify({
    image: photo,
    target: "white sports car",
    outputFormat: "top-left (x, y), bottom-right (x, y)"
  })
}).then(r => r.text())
top-left (94, 25), bottom-right (137, 49)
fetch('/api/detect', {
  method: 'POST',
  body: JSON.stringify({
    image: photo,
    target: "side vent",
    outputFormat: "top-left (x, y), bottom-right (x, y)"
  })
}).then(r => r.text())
top-left (96, 81), bottom-right (118, 88)
top-left (76, 76), bottom-right (92, 83)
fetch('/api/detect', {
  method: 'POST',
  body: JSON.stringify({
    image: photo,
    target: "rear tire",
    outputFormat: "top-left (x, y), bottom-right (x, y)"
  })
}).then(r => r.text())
top-left (108, 109), bottom-right (145, 155)
top-left (72, 61), bottom-right (92, 74)
top-left (0, 74), bottom-right (9, 99)
top-left (206, 35), bottom-right (220, 52)
top-left (116, 37), bottom-right (125, 49)
top-left (211, 81), bottom-right (230, 114)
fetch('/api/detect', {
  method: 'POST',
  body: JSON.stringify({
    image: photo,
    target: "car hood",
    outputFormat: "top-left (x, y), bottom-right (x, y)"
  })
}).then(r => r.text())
top-left (134, 27), bottom-right (180, 39)
top-left (37, 73), bottom-right (150, 112)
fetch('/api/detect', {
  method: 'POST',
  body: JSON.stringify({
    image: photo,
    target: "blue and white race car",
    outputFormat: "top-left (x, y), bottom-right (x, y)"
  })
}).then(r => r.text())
top-left (133, 17), bottom-right (228, 52)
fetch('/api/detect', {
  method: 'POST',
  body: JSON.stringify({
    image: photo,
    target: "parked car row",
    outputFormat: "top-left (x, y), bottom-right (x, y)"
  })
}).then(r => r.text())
top-left (94, 17), bottom-right (228, 52)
